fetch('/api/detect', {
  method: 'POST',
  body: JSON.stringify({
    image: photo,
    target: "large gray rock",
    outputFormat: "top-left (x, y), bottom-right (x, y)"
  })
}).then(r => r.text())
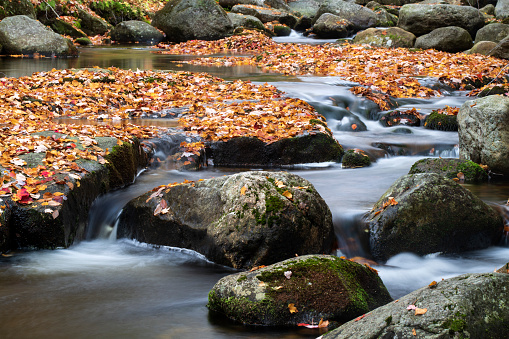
top-left (0, 0), bottom-right (35, 19)
top-left (374, 7), bottom-right (398, 27)
top-left (475, 23), bottom-right (509, 43)
top-left (118, 171), bottom-right (335, 269)
top-left (398, 4), bottom-right (484, 37)
top-left (458, 95), bottom-right (509, 175)
top-left (0, 15), bottom-right (78, 57)
top-left (353, 27), bottom-right (416, 48)
top-left (312, 13), bottom-right (351, 38)
top-left (152, 0), bottom-right (233, 42)
top-left (231, 4), bottom-right (298, 27)
top-left (364, 173), bottom-right (502, 262)
top-left (356, 0), bottom-right (419, 5)
top-left (323, 272), bottom-right (509, 339)
top-left (489, 36), bottom-right (509, 59)
top-left (314, 0), bottom-right (378, 31)
top-left (110, 20), bottom-right (164, 44)
top-left (469, 40), bottom-right (498, 56)
top-left (414, 26), bottom-right (473, 53)
top-left (496, 0), bottom-right (509, 19)
top-left (219, 0), bottom-right (291, 11)
top-left (227, 13), bottom-right (265, 31)
top-left (208, 255), bottom-right (392, 326)
top-left (288, 0), bottom-right (328, 17)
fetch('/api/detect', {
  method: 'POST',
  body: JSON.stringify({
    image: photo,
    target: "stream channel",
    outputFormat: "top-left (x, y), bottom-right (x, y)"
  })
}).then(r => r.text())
top-left (1, 34), bottom-right (509, 338)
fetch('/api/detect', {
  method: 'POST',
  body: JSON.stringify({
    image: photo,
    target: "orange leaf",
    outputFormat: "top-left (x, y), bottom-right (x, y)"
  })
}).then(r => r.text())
top-left (318, 318), bottom-right (329, 328)
top-left (415, 308), bottom-right (427, 315)
top-left (288, 303), bottom-right (298, 313)
top-left (428, 281), bottom-right (437, 288)
top-left (412, 328), bottom-right (417, 336)
top-left (282, 190), bottom-right (292, 200)
top-left (240, 186), bottom-right (247, 195)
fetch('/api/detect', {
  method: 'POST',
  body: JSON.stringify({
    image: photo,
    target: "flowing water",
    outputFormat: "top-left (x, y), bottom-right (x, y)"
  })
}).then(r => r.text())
top-left (1, 38), bottom-right (509, 339)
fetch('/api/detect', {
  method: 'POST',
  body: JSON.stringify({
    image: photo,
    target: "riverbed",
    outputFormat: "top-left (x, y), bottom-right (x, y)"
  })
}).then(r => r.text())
top-left (0, 36), bottom-right (508, 339)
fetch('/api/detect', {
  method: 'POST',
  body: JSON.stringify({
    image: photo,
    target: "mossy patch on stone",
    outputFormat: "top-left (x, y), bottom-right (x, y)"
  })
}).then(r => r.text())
top-left (342, 149), bottom-right (371, 168)
top-left (424, 111), bottom-right (458, 131)
top-left (409, 158), bottom-right (488, 182)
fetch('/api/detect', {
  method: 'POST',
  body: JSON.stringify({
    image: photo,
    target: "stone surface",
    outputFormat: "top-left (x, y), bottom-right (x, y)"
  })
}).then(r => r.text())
top-left (475, 23), bottom-right (509, 43)
top-left (323, 273), bottom-right (509, 338)
top-left (354, 27), bottom-right (416, 48)
top-left (0, 15), bottom-right (78, 57)
top-left (314, 0), bottom-right (378, 32)
top-left (398, 4), bottom-right (484, 37)
top-left (458, 95), bottom-right (509, 175)
top-left (208, 255), bottom-right (392, 326)
top-left (470, 40), bottom-right (498, 56)
top-left (408, 158), bottom-right (488, 181)
top-left (312, 13), bottom-right (351, 38)
top-left (496, 0), bottom-right (509, 19)
top-left (118, 171), bottom-right (335, 269)
top-left (152, 0), bottom-right (233, 42)
top-left (364, 173), bottom-right (502, 262)
top-left (342, 149), bottom-right (371, 168)
top-left (78, 8), bottom-right (109, 36)
top-left (0, 0), bottom-right (35, 19)
top-left (415, 26), bottom-right (473, 53)
top-left (227, 13), bottom-right (265, 30)
top-left (110, 20), bottom-right (164, 44)
top-left (288, 0), bottom-right (328, 17)
top-left (231, 4), bottom-right (297, 27)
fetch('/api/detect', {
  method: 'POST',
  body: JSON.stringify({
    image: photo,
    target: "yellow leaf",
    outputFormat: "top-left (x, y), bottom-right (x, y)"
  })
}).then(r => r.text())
top-left (415, 308), bottom-right (427, 315)
top-left (318, 319), bottom-right (329, 328)
top-left (288, 303), bottom-right (298, 313)
top-left (412, 328), bottom-right (417, 336)
top-left (240, 185), bottom-right (247, 195)
top-left (282, 190), bottom-right (292, 200)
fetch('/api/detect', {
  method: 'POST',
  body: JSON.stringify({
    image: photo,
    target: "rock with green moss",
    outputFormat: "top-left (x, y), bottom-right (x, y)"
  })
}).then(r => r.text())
top-left (118, 171), bottom-right (335, 269)
top-left (272, 24), bottom-right (291, 36)
top-left (227, 13), bottom-right (265, 31)
top-left (153, 0), bottom-right (233, 42)
top-left (409, 158), bottom-right (488, 182)
top-left (365, 173), bottom-right (503, 262)
top-left (354, 27), bottom-right (416, 48)
top-left (47, 18), bottom-right (88, 39)
top-left (0, 0), bottom-right (35, 20)
top-left (231, 4), bottom-right (297, 27)
top-left (342, 149), bottom-right (371, 168)
top-left (209, 132), bottom-right (344, 167)
top-left (0, 136), bottom-right (149, 252)
top-left (90, 0), bottom-right (146, 26)
top-left (207, 254), bottom-right (392, 326)
top-left (77, 8), bottom-right (109, 36)
top-left (323, 272), bottom-right (509, 338)
top-left (75, 37), bottom-right (92, 46)
top-left (424, 111), bottom-right (458, 131)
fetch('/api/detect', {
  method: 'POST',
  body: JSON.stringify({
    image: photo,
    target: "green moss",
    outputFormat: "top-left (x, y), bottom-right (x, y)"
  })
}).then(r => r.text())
top-left (424, 111), bottom-right (458, 131)
top-left (443, 312), bottom-right (467, 334)
top-left (90, 0), bottom-right (145, 25)
top-left (342, 149), bottom-right (371, 168)
top-left (385, 315), bottom-right (392, 326)
top-left (237, 275), bottom-right (247, 282)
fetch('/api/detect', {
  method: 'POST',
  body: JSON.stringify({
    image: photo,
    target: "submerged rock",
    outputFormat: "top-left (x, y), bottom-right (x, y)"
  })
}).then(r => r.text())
top-left (118, 171), bottom-right (335, 269)
top-left (323, 272), bottom-right (509, 338)
top-left (409, 158), bottom-right (488, 182)
top-left (364, 173), bottom-right (503, 262)
top-left (208, 255), bottom-right (392, 326)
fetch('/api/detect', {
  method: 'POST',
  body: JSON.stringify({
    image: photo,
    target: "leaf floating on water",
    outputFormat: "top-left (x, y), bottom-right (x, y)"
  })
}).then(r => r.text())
top-left (288, 303), bottom-right (298, 313)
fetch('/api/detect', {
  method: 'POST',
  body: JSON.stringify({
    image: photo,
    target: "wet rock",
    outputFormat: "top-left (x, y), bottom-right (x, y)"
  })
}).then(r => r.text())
top-left (231, 4), bottom-right (298, 27)
top-left (0, 15), bottom-right (78, 57)
top-left (323, 272), bottom-right (509, 339)
top-left (409, 158), bottom-right (488, 182)
top-left (365, 173), bottom-right (503, 262)
top-left (209, 132), bottom-right (344, 167)
top-left (415, 26), bottom-right (473, 53)
top-left (309, 102), bottom-right (367, 132)
top-left (227, 13), bottom-right (265, 31)
top-left (0, 0), bottom-right (35, 19)
top-left (423, 110), bottom-right (458, 131)
top-left (77, 8), bottom-right (109, 36)
top-left (342, 149), bottom-right (372, 168)
top-left (110, 20), bottom-right (164, 44)
top-left (469, 40), bottom-right (498, 56)
top-left (475, 23), bottom-right (509, 43)
top-left (118, 171), bottom-right (335, 269)
top-left (1, 136), bottom-right (149, 251)
top-left (75, 37), bottom-right (92, 46)
top-left (458, 95), bottom-right (509, 176)
top-left (496, 0), bottom-right (509, 19)
top-left (398, 4), bottom-right (484, 37)
top-left (272, 24), bottom-right (292, 36)
top-left (207, 255), bottom-right (392, 326)
top-left (379, 108), bottom-right (421, 127)
top-left (294, 16), bottom-right (313, 31)
top-left (312, 13), bottom-right (351, 39)
top-left (480, 4), bottom-right (495, 16)
top-left (314, 1), bottom-right (378, 32)
top-left (152, 0), bottom-right (233, 42)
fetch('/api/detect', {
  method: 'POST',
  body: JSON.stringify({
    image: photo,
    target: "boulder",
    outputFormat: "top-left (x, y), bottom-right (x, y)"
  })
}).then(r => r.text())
top-left (470, 40), bottom-right (498, 56)
top-left (117, 171), bottom-right (335, 269)
top-left (496, 0), bottom-right (509, 19)
top-left (288, 0), bottom-right (328, 17)
top-left (480, 4), bottom-right (495, 16)
top-left (475, 23), bottom-right (509, 43)
top-left (0, 0), bottom-right (35, 19)
top-left (209, 133), bottom-right (344, 167)
top-left (312, 13), bottom-right (351, 38)
top-left (356, 0), bottom-right (419, 5)
top-left (489, 36), bottom-right (509, 59)
top-left (314, 0), bottom-right (378, 32)
top-left (364, 173), bottom-right (502, 262)
top-left (408, 158), bottom-right (488, 181)
top-left (231, 4), bottom-right (298, 27)
top-left (342, 149), bottom-right (372, 168)
top-left (0, 15), bottom-right (78, 57)
top-left (354, 27), bottom-right (416, 48)
top-left (323, 273), bottom-right (509, 339)
top-left (379, 108), bottom-right (421, 126)
top-left (458, 95), bottom-right (509, 175)
top-left (110, 20), bottom-right (164, 44)
top-left (77, 8), bottom-right (110, 36)
top-left (374, 8), bottom-right (398, 27)
top-left (46, 18), bottom-right (88, 39)
top-left (152, 0), bottom-right (233, 42)
top-left (398, 4), bottom-right (484, 37)
top-left (423, 110), bottom-right (458, 131)
top-left (227, 13), bottom-right (265, 31)
top-left (208, 255), bottom-right (392, 326)
top-left (415, 26), bottom-right (473, 53)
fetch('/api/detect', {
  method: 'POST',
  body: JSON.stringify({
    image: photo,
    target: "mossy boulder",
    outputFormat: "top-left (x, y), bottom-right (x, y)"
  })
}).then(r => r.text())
top-left (153, 0), bottom-right (233, 42)
top-left (323, 272), bottom-right (509, 339)
top-left (117, 171), bottom-right (335, 269)
top-left (47, 18), bottom-right (87, 39)
top-left (0, 0), bottom-right (35, 19)
top-left (313, 1), bottom-right (377, 32)
top-left (414, 26), bottom-right (473, 53)
top-left (475, 23), bottom-right (509, 43)
top-left (364, 173), bottom-right (503, 262)
top-left (209, 133), bottom-right (344, 167)
top-left (312, 13), bottom-right (351, 39)
top-left (469, 40), bottom-right (499, 57)
top-left (207, 255), bottom-right (393, 326)
top-left (227, 13), bottom-right (265, 31)
top-left (409, 158), bottom-right (488, 182)
top-left (90, 0), bottom-right (146, 26)
top-left (0, 136), bottom-right (149, 251)
top-left (354, 27), bottom-right (416, 48)
top-left (379, 108), bottom-right (421, 127)
top-left (77, 8), bottom-right (109, 36)
top-left (424, 111), bottom-right (458, 131)
top-left (272, 24), bottom-right (291, 36)
top-left (342, 149), bottom-right (371, 168)
top-left (110, 20), bottom-right (164, 44)
top-left (231, 4), bottom-right (297, 27)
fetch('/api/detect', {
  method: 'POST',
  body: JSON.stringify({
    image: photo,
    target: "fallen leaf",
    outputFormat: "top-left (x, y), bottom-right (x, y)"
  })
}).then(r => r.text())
top-left (415, 308), bottom-right (427, 315)
top-left (412, 328), bottom-right (417, 336)
top-left (282, 190), bottom-right (292, 200)
top-left (457, 172), bottom-right (465, 180)
top-left (407, 304), bottom-right (417, 310)
top-left (284, 270), bottom-right (292, 279)
top-left (52, 210), bottom-right (59, 219)
top-left (240, 185), bottom-right (247, 195)
top-left (428, 281), bottom-right (438, 288)
top-left (318, 319), bottom-right (329, 328)
top-left (249, 265), bottom-right (266, 272)
top-left (288, 303), bottom-right (298, 313)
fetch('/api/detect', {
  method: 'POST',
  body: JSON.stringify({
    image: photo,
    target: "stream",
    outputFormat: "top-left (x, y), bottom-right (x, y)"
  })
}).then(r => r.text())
top-left (1, 36), bottom-right (509, 339)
